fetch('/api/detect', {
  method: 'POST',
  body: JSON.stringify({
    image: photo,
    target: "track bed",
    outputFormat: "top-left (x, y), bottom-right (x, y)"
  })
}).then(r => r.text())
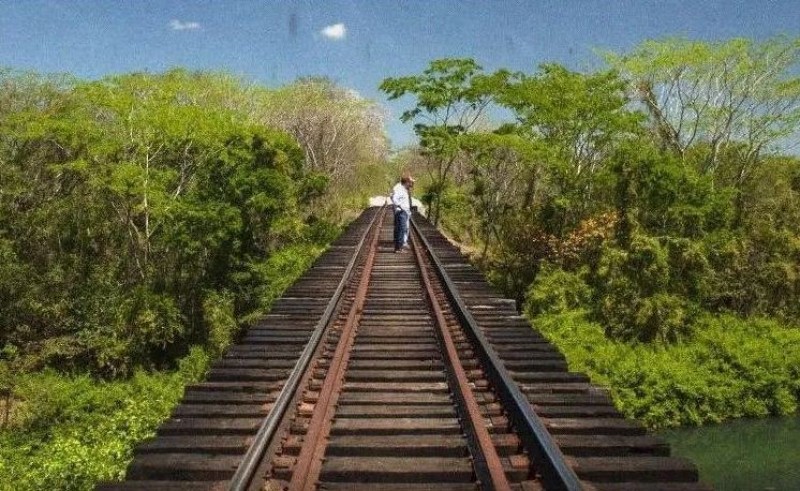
top-left (99, 207), bottom-right (710, 491)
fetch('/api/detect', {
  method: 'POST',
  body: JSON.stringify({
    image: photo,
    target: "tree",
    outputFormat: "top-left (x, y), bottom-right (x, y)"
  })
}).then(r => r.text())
top-left (0, 69), bottom-right (317, 375)
top-left (381, 59), bottom-right (509, 224)
top-left (255, 77), bottom-right (388, 188)
top-left (498, 65), bottom-right (642, 235)
top-left (460, 132), bottom-right (542, 257)
top-left (607, 37), bottom-right (800, 186)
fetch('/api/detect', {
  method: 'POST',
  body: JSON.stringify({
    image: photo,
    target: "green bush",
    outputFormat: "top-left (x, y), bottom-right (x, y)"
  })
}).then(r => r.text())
top-left (203, 291), bottom-right (237, 358)
top-left (593, 235), bottom-right (697, 342)
top-left (0, 232), bottom-right (327, 490)
top-left (524, 264), bottom-right (592, 316)
top-left (533, 310), bottom-right (800, 428)
top-left (703, 228), bottom-right (800, 321)
top-left (0, 69), bottom-right (329, 375)
top-left (245, 243), bottom-right (325, 318)
top-left (0, 348), bottom-right (209, 490)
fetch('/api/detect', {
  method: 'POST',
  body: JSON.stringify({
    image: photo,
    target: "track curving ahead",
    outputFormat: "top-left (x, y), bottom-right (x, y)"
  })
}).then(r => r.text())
top-left (99, 207), bottom-right (711, 491)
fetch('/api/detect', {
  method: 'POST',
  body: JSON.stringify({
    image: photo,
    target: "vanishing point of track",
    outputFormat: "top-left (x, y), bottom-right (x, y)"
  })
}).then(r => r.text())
top-left (99, 206), bottom-right (710, 491)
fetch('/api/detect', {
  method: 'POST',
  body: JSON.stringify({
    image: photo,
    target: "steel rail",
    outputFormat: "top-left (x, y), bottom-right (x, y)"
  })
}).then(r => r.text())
top-left (410, 229), bottom-right (512, 491)
top-left (411, 215), bottom-right (584, 491)
top-left (288, 204), bottom-right (385, 490)
top-left (228, 206), bottom-right (386, 491)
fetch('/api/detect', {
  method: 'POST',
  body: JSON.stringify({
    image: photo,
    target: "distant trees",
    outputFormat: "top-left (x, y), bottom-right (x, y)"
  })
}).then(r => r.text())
top-left (255, 77), bottom-right (388, 198)
top-left (606, 38), bottom-right (800, 186)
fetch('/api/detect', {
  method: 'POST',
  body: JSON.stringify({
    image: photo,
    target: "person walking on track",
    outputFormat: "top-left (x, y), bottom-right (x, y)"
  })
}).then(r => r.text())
top-left (390, 175), bottom-right (413, 252)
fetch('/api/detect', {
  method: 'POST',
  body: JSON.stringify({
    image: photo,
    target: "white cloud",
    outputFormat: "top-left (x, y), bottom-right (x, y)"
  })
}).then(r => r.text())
top-left (320, 23), bottom-right (346, 40)
top-left (170, 19), bottom-right (201, 31)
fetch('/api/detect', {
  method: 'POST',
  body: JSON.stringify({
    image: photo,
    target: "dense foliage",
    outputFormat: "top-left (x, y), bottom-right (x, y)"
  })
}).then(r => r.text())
top-left (0, 349), bottom-right (209, 490)
top-left (0, 69), bottom-right (385, 378)
top-left (0, 68), bottom-right (388, 489)
top-left (383, 36), bottom-right (800, 426)
top-left (0, 240), bottom-right (323, 490)
top-left (530, 309), bottom-right (800, 428)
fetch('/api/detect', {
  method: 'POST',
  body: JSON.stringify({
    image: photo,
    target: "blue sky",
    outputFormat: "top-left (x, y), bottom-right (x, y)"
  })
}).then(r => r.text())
top-left (1, 0), bottom-right (798, 147)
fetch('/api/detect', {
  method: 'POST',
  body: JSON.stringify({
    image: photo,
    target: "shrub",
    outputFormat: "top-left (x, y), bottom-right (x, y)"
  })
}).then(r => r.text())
top-left (533, 309), bottom-right (800, 429)
top-left (203, 291), bottom-right (237, 358)
top-left (524, 264), bottom-right (592, 316)
top-left (594, 235), bottom-right (698, 343)
top-left (0, 349), bottom-right (211, 490)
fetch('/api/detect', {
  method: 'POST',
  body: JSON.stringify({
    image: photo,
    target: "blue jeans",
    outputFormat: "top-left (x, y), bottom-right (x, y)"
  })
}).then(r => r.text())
top-left (394, 209), bottom-right (409, 251)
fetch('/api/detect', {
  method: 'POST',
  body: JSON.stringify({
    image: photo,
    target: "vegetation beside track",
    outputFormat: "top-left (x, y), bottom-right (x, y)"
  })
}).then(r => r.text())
top-left (0, 69), bottom-right (387, 489)
top-left (0, 350), bottom-right (207, 490)
top-left (0, 242), bottom-right (327, 490)
top-left (529, 309), bottom-right (800, 429)
top-left (4, 33), bottom-right (800, 488)
top-left (384, 36), bottom-right (800, 429)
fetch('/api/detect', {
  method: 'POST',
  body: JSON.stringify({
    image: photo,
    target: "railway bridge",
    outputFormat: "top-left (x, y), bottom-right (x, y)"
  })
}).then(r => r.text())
top-left (99, 206), bottom-right (709, 491)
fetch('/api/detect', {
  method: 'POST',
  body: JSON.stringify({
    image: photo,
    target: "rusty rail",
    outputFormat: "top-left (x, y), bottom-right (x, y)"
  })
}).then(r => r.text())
top-left (287, 206), bottom-right (385, 489)
top-left (411, 215), bottom-right (584, 491)
top-left (411, 230), bottom-right (512, 491)
top-left (259, 210), bottom-right (535, 489)
top-left (101, 206), bottom-right (708, 491)
top-left (228, 206), bottom-right (386, 491)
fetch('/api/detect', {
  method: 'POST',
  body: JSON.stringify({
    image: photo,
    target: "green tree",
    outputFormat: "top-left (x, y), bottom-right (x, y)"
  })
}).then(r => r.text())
top-left (498, 65), bottom-right (643, 236)
top-left (381, 58), bottom-right (510, 224)
top-left (607, 37), bottom-right (800, 190)
top-left (0, 69), bottom-right (324, 375)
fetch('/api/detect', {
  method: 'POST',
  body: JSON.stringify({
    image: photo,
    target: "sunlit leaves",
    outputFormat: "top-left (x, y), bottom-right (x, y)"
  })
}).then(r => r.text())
top-left (0, 69), bottom-right (317, 375)
top-left (380, 59), bottom-right (511, 223)
top-left (256, 77), bottom-right (388, 188)
top-left (607, 36), bottom-right (800, 178)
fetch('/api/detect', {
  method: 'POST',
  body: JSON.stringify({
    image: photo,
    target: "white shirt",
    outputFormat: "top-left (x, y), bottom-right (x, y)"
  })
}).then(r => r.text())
top-left (390, 182), bottom-right (411, 212)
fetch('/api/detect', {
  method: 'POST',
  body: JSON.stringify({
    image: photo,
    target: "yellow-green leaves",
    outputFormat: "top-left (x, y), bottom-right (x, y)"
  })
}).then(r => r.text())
top-left (608, 36), bottom-right (800, 179)
top-left (0, 68), bottom-right (326, 376)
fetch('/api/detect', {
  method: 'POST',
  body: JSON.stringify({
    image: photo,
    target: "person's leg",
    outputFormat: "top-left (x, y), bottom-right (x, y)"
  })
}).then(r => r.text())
top-left (393, 210), bottom-right (402, 251)
top-left (403, 211), bottom-right (410, 247)
top-left (399, 210), bottom-right (409, 250)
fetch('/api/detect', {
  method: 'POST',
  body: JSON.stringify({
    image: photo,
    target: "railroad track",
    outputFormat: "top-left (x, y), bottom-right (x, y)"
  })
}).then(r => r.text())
top-left (100, 206), bottom-right (710, 491)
